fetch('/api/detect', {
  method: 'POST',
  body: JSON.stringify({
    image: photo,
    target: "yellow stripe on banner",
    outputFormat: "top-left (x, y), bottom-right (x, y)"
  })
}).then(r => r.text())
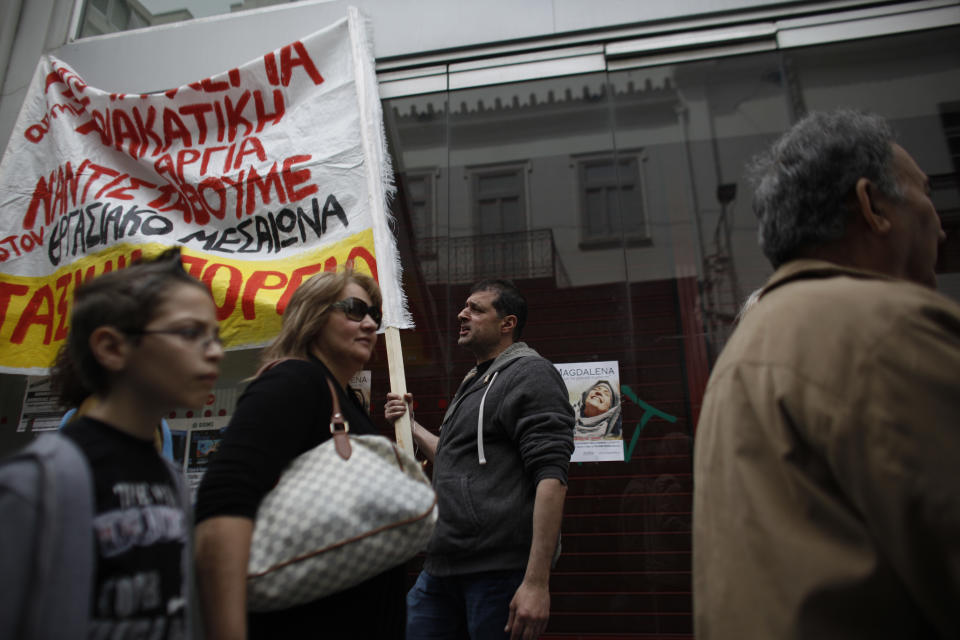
top-left (0, 229), bottom-right (377, 370)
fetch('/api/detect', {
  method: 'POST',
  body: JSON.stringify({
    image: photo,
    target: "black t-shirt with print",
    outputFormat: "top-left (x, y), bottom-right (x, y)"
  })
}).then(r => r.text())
top-left (62, 416), bottom-right (187, 640)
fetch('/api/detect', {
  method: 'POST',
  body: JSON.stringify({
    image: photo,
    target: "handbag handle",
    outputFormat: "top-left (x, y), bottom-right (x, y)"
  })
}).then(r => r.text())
top-left (325, 378), bottom-right (352, 461)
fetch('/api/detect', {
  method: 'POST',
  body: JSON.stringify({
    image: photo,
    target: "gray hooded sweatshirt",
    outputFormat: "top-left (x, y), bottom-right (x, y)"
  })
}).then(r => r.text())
top-left (425, 342), bottom-right (575, 577)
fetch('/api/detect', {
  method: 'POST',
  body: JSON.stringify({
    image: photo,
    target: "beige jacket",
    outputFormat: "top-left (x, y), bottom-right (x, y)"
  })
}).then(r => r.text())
top-left (694, 260), bottom-right (960, 639)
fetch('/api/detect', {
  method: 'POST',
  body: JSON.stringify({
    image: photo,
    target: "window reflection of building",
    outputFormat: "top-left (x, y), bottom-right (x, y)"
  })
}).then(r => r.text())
top-left (789, 27), bottom-right (960, 301)
top-left (469, 164), bottom-right (530, 278)
top-left (79, 0), bottom-right (193, 37)
top-left (943, 103), bottom-right (960, 176)
top-left (932, 102), bottom-right (960, 272)
top-left (470, 164), bottom-right (528, 235)
top-left (78, 0), bottom-right (297, 37)
top-left (228, 0), bottom-right (290, 13)
top-left (576, 153), bottom-right (649, 249)
top-left (403, 170), bottom-right (438, 241)
top-left (933, 171), bottom-right (960, 274)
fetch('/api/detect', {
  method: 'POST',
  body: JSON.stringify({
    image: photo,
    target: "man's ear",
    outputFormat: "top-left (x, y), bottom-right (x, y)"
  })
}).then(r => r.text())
top-left (88, 326), bottom-right (131, 373)
top-left (500, 314), bottom-right (517, 336)
top-left (854, 177), bottom-right (892, 236)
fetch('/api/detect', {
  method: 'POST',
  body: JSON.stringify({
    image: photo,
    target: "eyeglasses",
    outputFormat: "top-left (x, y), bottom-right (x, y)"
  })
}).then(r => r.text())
top-left (128, 325), bottom-right (223, 351)
top-left (330, 297), bottom-right (382, 328)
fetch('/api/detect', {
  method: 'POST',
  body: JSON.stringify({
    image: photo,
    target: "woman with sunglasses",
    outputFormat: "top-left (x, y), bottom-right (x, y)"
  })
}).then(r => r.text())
top-left (194, 268), bottom-right (404, 640)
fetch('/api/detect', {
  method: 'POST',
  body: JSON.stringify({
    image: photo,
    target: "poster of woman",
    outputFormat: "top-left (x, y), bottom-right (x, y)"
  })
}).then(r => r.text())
top-left (556, 360), bottom-right (624, 462)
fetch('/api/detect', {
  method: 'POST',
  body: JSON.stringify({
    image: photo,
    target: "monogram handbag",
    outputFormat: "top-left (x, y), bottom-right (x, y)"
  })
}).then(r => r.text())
top-left (247, 378), bottom-right (437, 612)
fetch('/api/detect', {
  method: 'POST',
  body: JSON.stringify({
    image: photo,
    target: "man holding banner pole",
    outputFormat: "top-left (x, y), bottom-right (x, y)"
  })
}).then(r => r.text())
top-left (386, 279), bottom-right (574, 640)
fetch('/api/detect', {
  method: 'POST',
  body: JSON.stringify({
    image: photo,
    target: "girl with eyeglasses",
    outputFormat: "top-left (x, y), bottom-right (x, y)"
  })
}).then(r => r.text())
top-left (194, 268), bottom-right (405, 640)
top-left (1, 247), bottom-right (223, 639)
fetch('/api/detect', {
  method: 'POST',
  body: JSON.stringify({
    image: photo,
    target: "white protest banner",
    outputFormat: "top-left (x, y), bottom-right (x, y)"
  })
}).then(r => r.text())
top-left (0, 7), bottom-right (410, 374)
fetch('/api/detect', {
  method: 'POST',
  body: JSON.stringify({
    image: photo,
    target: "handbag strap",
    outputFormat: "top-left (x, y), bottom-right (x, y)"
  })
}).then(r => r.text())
top-left (325, 377), bottom-right (353, 461)
top-left (258, 358), bottom-right (353, 461)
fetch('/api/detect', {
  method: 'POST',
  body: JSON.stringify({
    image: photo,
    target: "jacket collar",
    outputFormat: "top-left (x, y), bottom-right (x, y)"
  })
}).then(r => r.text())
top-left (441, 341), bottom-right (539, 427)
top-left (761, 259), bottom-right (896, 300)
top-left (486, 341), bottom-right (538, 375)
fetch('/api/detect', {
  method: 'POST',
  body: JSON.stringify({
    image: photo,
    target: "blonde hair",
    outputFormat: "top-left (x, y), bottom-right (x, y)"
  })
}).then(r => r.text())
top-left (259, 268), bottom-right (382, 367)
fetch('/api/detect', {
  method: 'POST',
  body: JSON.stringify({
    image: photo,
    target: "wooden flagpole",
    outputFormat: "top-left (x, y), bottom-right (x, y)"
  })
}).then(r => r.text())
top-left (385, 327), bottom-right (414, 456)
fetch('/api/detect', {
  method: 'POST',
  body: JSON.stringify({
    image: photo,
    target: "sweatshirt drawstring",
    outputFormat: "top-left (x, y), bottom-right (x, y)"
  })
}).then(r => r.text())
top-left (477, 371), bottom-right (498, 465)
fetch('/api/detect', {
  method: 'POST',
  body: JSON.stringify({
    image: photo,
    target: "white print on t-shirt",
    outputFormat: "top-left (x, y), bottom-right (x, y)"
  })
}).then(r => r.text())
top-left (97, 571), bottom-right (161, 617)
top-left (94, 505), bottom-right (186, 558)
top-left (93, 572), bottom-right (188, 638)
top-left (89, 614), bottom-right (186, 640)
top-left (112, 482), bottom-right (179, 509)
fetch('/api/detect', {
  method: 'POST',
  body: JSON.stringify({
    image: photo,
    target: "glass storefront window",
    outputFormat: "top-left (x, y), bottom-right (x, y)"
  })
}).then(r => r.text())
top-left (381, 24), bottom-right (960, 638)
top-left (387, 67), bottom-right (701, 637)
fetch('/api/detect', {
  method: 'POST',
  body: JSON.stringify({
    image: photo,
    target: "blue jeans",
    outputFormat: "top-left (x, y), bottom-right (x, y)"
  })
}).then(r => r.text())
top-left (406, 569), bottom-right (525, 640)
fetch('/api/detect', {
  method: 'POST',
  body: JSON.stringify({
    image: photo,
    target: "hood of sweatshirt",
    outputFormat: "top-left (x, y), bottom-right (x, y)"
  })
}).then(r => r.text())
top-left (440, 341), bottom-right (539, 427)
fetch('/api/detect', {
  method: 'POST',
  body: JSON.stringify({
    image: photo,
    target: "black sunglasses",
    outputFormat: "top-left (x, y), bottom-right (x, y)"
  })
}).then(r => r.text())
top-left (331, 297), bottom-right (382, 328)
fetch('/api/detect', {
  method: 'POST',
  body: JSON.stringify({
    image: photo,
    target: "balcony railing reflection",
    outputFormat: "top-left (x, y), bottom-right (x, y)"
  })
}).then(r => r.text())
top-left (416, 229), bottom-right (569, 286)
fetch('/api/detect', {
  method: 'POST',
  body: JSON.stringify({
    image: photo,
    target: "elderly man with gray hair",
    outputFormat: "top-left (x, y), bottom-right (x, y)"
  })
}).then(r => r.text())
top-left (693, 110), bottom-right (960, 639)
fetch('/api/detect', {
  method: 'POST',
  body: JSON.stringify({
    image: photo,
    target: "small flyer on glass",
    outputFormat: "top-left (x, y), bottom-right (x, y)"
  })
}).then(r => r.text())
top-left (167, 415), bottom-right (230, 497)
top-left (18, 376), bottom-right (65, 433)
top-left (349, 369), bottom-right (371, 413)
top-left (556, 360), bottom-right (624, 462)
